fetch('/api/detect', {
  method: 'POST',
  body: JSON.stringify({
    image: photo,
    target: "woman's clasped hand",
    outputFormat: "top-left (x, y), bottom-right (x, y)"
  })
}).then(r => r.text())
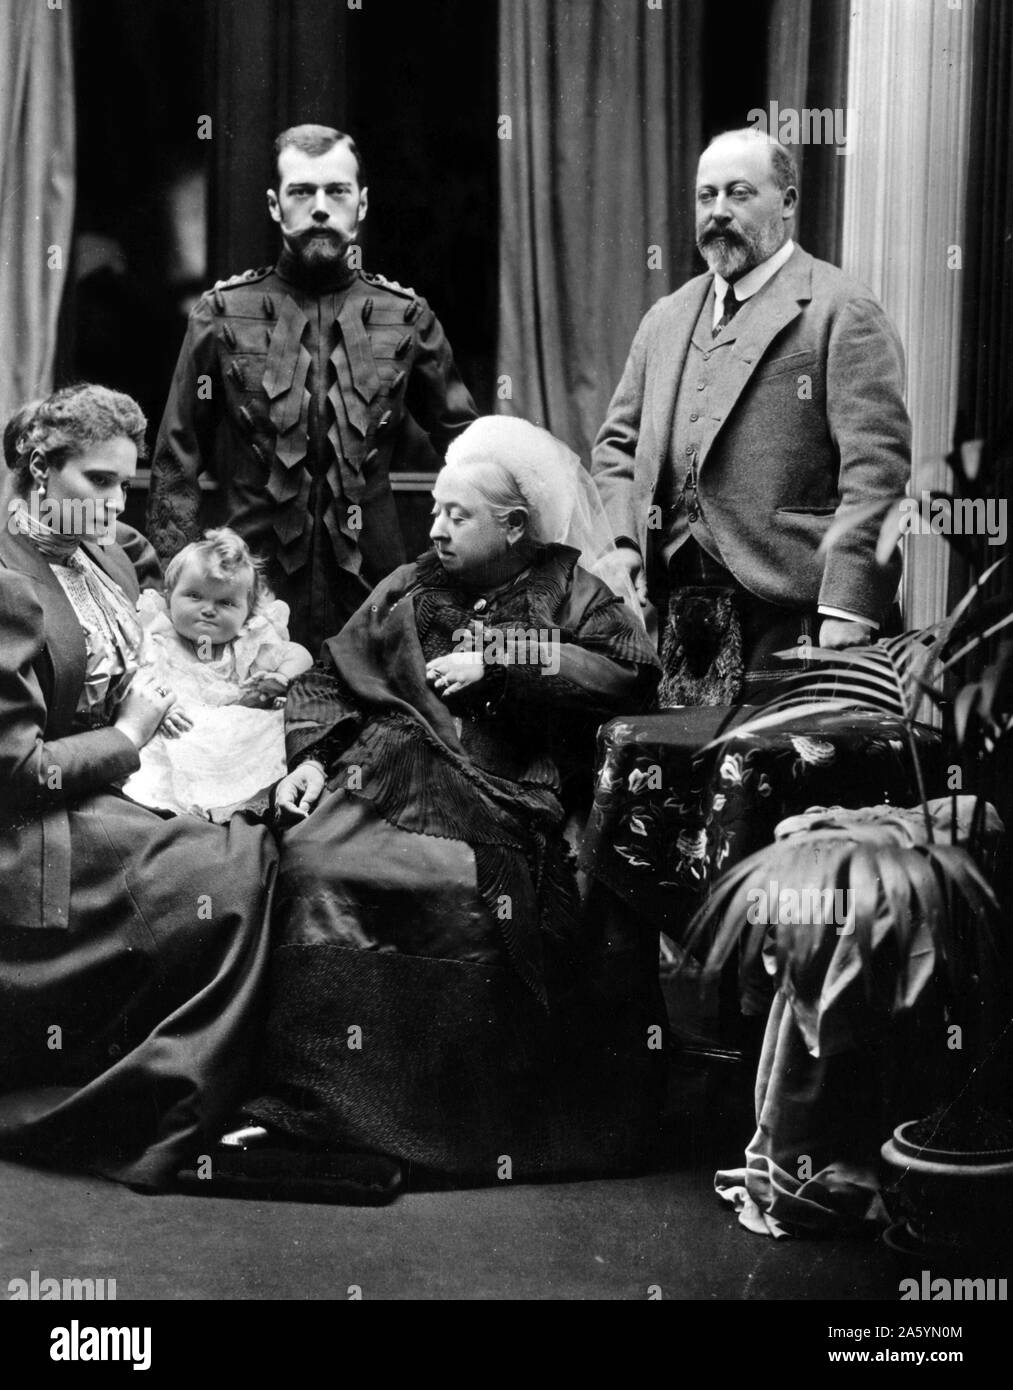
top-left (425, 649), bottom-right (486, 697)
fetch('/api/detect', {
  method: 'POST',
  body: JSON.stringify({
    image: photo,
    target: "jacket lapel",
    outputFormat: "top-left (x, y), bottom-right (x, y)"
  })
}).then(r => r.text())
top-left (697, 246), bottom-right (813, 470)
top-left (0, 527), bottom-right (88, 734)
top-left (82, 537), bottom-right (140, 601)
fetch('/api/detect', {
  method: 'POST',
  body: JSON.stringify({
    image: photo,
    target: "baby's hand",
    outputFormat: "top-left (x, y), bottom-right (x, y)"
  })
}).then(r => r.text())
top-left (237, 671), bottom-right (291, 707)
top-left (159, 702), bottom-right (194, 739)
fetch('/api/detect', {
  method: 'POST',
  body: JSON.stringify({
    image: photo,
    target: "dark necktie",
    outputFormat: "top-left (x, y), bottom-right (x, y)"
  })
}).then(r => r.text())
top-left (713, 284), bottom-right (742, 338)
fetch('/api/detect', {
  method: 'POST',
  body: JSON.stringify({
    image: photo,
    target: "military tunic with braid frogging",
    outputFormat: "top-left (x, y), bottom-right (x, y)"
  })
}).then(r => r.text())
top-left (147, 250), bottom-right (477, 652)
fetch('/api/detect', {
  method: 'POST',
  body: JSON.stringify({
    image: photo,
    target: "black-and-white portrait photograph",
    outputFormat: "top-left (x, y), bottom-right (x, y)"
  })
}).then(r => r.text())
top-left (1, 0), bottom-right (1011, 1338)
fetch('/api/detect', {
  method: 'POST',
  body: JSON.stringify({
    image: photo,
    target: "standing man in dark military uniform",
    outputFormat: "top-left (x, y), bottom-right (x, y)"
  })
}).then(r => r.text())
top-left (147, 124), bottom-right (477, 652)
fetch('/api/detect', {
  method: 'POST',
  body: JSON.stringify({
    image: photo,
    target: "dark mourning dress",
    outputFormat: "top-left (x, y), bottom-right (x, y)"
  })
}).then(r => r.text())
top-left (243, 544), bottom-right (663, 1180)
top-left (0, 525), bottom-right (276, 1188)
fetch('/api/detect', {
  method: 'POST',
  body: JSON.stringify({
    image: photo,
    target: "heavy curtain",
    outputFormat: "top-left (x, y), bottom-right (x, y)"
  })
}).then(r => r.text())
top-left (766, 0), bottom-right (850, 266)
top-left (209, 0), bottom-right (350, 277)
top-left (497, 0), bottom-right (704, 464)
top-left (0, 0), bottom-right (75, 421)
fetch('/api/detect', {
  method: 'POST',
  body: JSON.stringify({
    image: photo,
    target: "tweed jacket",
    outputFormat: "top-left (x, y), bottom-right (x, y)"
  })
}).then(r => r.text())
top-left (0, 529), bottom-right (142, 929)
top-left (591, 246), bottom-right (911, 623)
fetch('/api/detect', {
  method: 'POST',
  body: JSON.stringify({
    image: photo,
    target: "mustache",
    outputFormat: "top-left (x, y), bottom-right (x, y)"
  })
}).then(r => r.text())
top-left (296, 228), bottom-right (346, 243)
top-left (699, 226), bottom-right (743, 246)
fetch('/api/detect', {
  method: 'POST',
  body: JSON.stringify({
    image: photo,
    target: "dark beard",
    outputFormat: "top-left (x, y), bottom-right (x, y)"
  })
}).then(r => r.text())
top-left (282, 231), bottom-right (356, 290)
top-left (291, 230), bottom-right (349, 267)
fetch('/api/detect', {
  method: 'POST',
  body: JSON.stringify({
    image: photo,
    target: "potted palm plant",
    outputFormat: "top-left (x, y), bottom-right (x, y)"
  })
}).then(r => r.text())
top-left (682, 430), bottom-right (1013, 1253)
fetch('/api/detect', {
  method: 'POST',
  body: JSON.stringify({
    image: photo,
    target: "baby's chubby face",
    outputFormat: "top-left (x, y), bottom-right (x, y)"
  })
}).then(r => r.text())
top-left (168, 556), bottom-right (252, 648)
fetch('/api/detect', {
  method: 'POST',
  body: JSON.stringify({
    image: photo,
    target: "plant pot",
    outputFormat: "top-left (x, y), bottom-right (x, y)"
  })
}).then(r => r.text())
top-left (881, 1119), bottom-right (1013, 1259)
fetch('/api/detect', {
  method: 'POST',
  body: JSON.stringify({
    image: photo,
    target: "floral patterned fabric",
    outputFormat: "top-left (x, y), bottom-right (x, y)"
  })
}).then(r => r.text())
top-left (579, 706), bottom-right (944, 950)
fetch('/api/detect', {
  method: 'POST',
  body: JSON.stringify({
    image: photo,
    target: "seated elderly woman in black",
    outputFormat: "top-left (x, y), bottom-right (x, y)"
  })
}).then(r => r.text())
top-left (216, 417), bottom-right (661, 1198)
top-left (0, 385), bottom-right (275, 1189)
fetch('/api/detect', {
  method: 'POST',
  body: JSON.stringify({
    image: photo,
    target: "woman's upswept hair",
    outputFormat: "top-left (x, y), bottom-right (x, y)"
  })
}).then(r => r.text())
top-left (3, 384), bottom-right (147, 495)
top-left (164, 527), bottom-right (267, 618)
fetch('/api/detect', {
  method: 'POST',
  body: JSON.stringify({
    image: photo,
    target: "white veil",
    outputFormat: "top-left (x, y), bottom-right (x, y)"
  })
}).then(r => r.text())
top-left (443, 415), bottom-right (644, 623)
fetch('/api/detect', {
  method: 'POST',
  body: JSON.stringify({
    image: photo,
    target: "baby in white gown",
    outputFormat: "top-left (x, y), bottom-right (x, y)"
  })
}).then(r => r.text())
top-left (122, 528), bottom-right (313, 818)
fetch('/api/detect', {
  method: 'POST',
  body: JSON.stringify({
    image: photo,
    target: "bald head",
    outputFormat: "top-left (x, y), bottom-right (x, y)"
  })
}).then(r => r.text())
top-left (703, 129), bottom-right (799, 192)
top-left (695, 129), bottom-right (798, 281)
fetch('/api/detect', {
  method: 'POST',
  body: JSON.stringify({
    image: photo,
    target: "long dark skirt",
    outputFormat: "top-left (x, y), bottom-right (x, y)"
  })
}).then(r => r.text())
top-left (244, 790), bottom-right (663, 1181)
top-left (0, 792), bottom-right (276, 1189)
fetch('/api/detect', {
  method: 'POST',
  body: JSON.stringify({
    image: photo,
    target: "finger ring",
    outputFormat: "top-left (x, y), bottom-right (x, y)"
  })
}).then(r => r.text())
top-left (155, 686), bottom-right (169, 698)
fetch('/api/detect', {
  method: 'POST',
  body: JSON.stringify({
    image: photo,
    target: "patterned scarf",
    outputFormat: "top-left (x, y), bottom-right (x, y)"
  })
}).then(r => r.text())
top-left (9, 494), bottom-right (82, 560)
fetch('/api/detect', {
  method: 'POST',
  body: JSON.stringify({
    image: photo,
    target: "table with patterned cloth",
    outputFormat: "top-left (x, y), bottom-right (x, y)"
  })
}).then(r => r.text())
top-left (578, 706), bottom-right (944, 972)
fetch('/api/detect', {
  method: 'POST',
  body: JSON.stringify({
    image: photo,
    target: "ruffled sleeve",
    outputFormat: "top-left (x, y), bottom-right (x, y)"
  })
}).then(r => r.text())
top-left (233, 599), bottom-right (299, 678)
top-left (284, 661), bottom-right (364, 770)
top-left (490, 565), bottom-right (660, 714)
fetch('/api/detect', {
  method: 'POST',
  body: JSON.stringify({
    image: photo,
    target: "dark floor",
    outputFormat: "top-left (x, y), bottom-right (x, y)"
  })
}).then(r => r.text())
top-left (0, 1156), bottom-right (901, 1302)
top-left (0, 1055), bottom-right (906, 1303)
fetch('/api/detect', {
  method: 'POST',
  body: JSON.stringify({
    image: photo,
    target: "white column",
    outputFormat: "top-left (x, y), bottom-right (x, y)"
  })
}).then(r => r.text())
top-left (840, 0), bottom-right (975, 630)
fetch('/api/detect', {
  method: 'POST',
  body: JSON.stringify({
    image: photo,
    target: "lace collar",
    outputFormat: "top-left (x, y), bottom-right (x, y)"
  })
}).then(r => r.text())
top-left (412, 543), bottom-right (579, 609)
top-left (8, 497), bottom-right (82, 562)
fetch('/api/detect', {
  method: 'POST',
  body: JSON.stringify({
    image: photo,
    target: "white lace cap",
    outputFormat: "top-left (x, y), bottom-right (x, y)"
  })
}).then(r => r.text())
top-left (444, 416), bottom-right (577, 542)
top-left (443, 415), bottom-right (643, 618)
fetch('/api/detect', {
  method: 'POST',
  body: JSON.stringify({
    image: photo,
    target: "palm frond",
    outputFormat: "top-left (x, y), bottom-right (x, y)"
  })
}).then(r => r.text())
top-left (875, 499), bottom-right (907, 565)
top-left (842, 842), bottom-right (882, 1007)
top-left (938, 610), bottom-right (1013, 673)
top-left (702, 597), bottom-right (1012, 751)
top-left (975, 642), bottom-right (1013, 732)
top-left (702, 642), bottom-right (922, 748)
top-left (700, 698), bottom-right (866, 749)
top-left (925, 844), bottom-right (1000, 1005)
top-left (954, 439), bottom-right (985, 484)
top-left (816, 499), bottom-right (895, 558)
top-left (947, 556), bottom-right (1007, 622)
top-left (785, 642), bottom-right (923, 695)
top-left (681, 835), bottom-right (1000, 1033)
top-left (953, 683), bottom-right (982, 748)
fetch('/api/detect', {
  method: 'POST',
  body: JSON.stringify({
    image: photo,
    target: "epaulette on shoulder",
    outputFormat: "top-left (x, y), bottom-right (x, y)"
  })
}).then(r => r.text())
top-left (207, 266), bottom-right (273, 295)
top-left (362, 269), bottom-right (418, 300)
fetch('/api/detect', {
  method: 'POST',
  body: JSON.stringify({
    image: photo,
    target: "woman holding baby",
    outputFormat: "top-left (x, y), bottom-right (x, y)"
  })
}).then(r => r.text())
top-left (0, 388), bottom-right (660, 1198)
top-left (0, 384), bottom-right (277, 1188)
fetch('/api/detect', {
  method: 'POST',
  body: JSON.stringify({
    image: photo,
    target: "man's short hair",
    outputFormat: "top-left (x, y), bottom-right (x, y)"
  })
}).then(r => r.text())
top-left (705, 129), bottom-right (799, 195)
top-left (273, 124), bottom-right (366, 188)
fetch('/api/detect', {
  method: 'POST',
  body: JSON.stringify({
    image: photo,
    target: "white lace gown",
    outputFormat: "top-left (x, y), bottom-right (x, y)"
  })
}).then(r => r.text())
top-left (122, 595), bottom-right (297, 818)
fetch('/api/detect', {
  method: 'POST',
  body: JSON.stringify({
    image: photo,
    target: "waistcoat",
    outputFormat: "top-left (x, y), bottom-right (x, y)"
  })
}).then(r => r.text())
top-left (656, 286), bottom-right (753, 568)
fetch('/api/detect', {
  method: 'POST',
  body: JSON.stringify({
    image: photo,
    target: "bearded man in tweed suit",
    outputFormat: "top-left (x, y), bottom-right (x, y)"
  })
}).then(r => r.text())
top-left (592, 129), bottom-right (911, 700)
